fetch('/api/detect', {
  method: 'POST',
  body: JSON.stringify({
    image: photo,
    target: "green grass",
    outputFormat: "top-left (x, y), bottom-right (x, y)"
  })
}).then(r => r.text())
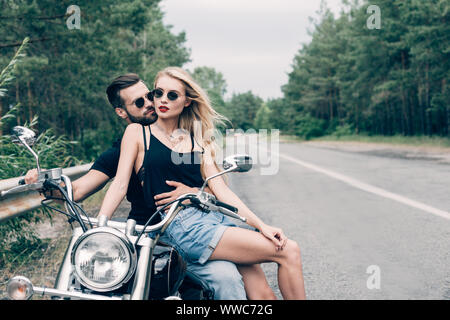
top-left (316, 134), bottom-right (450, 148)
top-left (0, 222), bottom-right (71, 300)
top-left (282, 134), bottom-right (450, 150)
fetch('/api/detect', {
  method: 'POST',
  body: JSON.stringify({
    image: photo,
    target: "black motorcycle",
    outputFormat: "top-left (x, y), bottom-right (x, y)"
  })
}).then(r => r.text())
top-left (4, 126), bottom-right (250, 300)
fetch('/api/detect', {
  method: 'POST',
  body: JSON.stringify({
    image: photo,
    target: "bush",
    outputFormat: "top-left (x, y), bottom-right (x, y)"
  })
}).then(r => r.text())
top-left (0, 38), bottom-right (81, 267)
top-left (332, 124), bottom-right (354, 137)
top-left (294, 114), bottom-right (326, 140)
top-left (0, 107), bottom-right (81, 267)
top-left (254, 103), bottom-right (273, 130)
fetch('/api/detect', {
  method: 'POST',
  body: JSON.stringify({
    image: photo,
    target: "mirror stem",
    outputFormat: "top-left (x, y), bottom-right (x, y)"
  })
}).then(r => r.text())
top-left (199, 165), bottom-right (237, 193)
top-left (19, 136), bottom-right (41, 174)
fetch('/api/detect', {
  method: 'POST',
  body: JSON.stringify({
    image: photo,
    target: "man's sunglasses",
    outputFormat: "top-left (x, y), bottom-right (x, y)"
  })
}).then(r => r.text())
top-left (132, 91), bottom-right (154, 108)
top-left (153, 88), bottom-right (182, 101)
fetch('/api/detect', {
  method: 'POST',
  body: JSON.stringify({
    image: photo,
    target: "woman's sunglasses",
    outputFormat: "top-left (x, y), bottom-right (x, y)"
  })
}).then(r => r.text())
top-left (153, 88), bottom-right (182, 101)
top-left (133, 91), bottom-right (154, 108)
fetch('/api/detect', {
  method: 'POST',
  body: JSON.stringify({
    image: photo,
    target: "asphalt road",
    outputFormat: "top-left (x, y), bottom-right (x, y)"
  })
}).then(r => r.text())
top-left (3, 138), bottom-right (447, 301)
top-left (227, 140), bottom-right (450, 300)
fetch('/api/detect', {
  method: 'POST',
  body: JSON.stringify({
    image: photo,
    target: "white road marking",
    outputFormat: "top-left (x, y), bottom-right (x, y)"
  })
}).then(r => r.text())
top-left (277, 152), bottom-right (450, 221)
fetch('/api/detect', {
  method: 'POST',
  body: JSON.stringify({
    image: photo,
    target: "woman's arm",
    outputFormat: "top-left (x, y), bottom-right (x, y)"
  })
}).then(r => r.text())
top-left (201, 149), bottom-right (263, 228)
top-left (204, 150), bottom-right (272, 224)
top-left (97, 124), bottom-right (140, 219)
top-left (206, 172), bottom-right (264, 229)
top-left (202, 150), bottom-right (287, 249)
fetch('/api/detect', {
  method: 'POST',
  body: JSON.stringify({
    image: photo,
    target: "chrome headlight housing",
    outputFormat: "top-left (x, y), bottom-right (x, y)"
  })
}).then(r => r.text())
top-left (71, 227), bottom-right (137, 292)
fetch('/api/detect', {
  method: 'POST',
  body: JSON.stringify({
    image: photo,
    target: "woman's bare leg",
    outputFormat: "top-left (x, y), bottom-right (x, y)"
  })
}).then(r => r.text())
top-left (211, 227), bottom-right (306, 300)
top-left (237, 264), bottom-right (277, 300)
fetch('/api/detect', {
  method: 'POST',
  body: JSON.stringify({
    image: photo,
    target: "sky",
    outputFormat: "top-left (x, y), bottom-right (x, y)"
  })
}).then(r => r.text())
top-left (160, 0), bottom-right (344, 100)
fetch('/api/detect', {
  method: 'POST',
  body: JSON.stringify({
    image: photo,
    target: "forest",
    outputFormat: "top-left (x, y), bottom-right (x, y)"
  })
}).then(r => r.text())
top-left (0, 0), bottom-right (449, 164)
top-left (261, 0), bottom-right (449, 139)
top-left (0, 0), bottom-right (190, 161)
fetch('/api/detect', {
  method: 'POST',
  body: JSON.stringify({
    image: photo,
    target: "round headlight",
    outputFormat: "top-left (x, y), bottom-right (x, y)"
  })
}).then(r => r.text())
top-left (71, 227), bottom-right (137, 292)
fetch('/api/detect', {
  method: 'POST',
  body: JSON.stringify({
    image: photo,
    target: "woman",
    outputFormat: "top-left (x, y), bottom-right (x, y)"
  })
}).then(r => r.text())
top-left (98, 67), bottom-right (306, 300)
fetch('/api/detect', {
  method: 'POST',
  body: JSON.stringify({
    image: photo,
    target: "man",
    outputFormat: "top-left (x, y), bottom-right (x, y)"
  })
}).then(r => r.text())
top-left (26, 73), bottom-right (247, 300)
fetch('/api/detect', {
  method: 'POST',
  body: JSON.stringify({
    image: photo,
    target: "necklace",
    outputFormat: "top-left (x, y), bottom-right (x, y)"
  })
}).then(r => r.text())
top-left (155, 122), bottom-right (175, 139)
top-left (155, 123), bottom-right (185, 146)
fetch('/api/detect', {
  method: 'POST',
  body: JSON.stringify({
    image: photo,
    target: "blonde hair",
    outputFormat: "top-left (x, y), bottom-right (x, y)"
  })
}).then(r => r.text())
top-left (154, 67), bottom-right (228, 179)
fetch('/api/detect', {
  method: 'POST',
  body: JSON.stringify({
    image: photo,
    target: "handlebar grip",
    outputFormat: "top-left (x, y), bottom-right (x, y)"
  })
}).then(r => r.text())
top-left (216, 200), bottom-right (238, 213)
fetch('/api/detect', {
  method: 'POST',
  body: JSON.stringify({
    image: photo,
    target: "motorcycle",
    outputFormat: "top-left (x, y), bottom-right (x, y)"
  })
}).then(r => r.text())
top-left (2, 126), bottom-right (251, 300)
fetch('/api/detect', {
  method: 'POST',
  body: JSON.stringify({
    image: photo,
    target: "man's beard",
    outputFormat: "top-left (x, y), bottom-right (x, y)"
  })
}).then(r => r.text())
top-left (126, 109), bottom-right (158, 126)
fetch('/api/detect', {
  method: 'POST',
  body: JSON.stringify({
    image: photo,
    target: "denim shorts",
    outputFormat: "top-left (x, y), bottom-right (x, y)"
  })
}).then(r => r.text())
top-left (159, 206), bottom-right (239, 265)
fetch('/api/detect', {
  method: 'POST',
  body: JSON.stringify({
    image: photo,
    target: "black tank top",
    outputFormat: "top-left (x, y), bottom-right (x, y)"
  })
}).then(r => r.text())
top-left (138, 125), bottom-right (204, 209)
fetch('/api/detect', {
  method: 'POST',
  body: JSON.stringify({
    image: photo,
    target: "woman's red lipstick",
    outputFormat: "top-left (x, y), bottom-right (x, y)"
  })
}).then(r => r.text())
top-left (159, 106), bottom-right (169, 113)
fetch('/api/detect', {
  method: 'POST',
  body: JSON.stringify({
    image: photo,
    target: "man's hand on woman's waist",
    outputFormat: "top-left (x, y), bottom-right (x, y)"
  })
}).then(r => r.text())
top-left (154, 180), bottom-right (213, 211)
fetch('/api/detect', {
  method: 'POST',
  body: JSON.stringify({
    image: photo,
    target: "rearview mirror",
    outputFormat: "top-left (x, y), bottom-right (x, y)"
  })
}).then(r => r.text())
top-left (223, 154), bottom-right (252, 173)
top-left (199, 154), bottom-right (253, 193)
top-left (11, 126), bottom-right (36, 147)
top-left (10, 126), bottom-right (41, 173)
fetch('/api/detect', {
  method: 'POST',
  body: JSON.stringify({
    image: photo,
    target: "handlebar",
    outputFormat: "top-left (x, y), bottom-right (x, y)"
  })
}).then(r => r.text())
top-left (190, 192), bottom-right (246, 223)
top-left (3, 168), bottom-right (247, 237)
top-left (86, 192), bottom-right (246, 237)
top-left (0, 181), bottom-right (44, 198)
top-left (1, 168), bottom-right (63, 199)
top-left (215, 200), bottom-right (238, 213)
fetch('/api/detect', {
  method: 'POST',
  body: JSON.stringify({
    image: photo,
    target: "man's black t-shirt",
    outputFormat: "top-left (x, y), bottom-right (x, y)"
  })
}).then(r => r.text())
top-left (90, 138), bottom-right (157, 224)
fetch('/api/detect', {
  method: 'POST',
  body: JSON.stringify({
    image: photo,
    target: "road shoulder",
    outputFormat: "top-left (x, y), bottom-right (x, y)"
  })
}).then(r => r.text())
top-left (301, 140), bottom-right (450, 164)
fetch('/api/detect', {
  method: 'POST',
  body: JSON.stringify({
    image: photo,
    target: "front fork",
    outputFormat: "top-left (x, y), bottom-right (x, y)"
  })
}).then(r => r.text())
top-left (130, 205), bottom-right (182, 300)
top-left (53, 227), bottom-right (156, 300)
top-left (130, 236), bottom-right (156, 300)
top-left (53, 206), bottom-right (182, 300)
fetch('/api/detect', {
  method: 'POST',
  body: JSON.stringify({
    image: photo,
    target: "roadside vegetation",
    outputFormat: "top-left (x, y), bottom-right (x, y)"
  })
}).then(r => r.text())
top-left (313, 135), bottom-right (450, 149)
top-left (281, 134), bottom-right (450, 150)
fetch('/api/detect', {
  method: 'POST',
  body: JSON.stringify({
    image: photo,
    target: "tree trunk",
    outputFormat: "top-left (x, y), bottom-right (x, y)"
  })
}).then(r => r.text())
top-left (15, 81), bottom-right (20, 125)
top-left (400, 51), bottom-right (409, 135)
top-left (0, 99), bottom-right (3, 135)
top-left (328, 69), bottom-right (333, 123)
top-left (385, 91), bottom-right (392, 135)
top-left (417, 77), bottom-right (425, 135)
top-left (27, 80), bottom-right (33, 124)
top-left (328, 88), bottom-right (333, 123)
top-left (334, 87), bottom-right (341, 122)
top-left (425, 62), bottom-right (431, 135)
top-left (444, 78), bottom-right (449, 136)
top-left (409, 92), bottom-right (415, 135)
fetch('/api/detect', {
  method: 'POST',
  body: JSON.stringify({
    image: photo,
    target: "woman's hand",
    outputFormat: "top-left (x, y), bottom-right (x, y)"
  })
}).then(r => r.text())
top-left (259, 224), bottom-right (288, 251)
top-left (154, 181), bottom-right (214, 212)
